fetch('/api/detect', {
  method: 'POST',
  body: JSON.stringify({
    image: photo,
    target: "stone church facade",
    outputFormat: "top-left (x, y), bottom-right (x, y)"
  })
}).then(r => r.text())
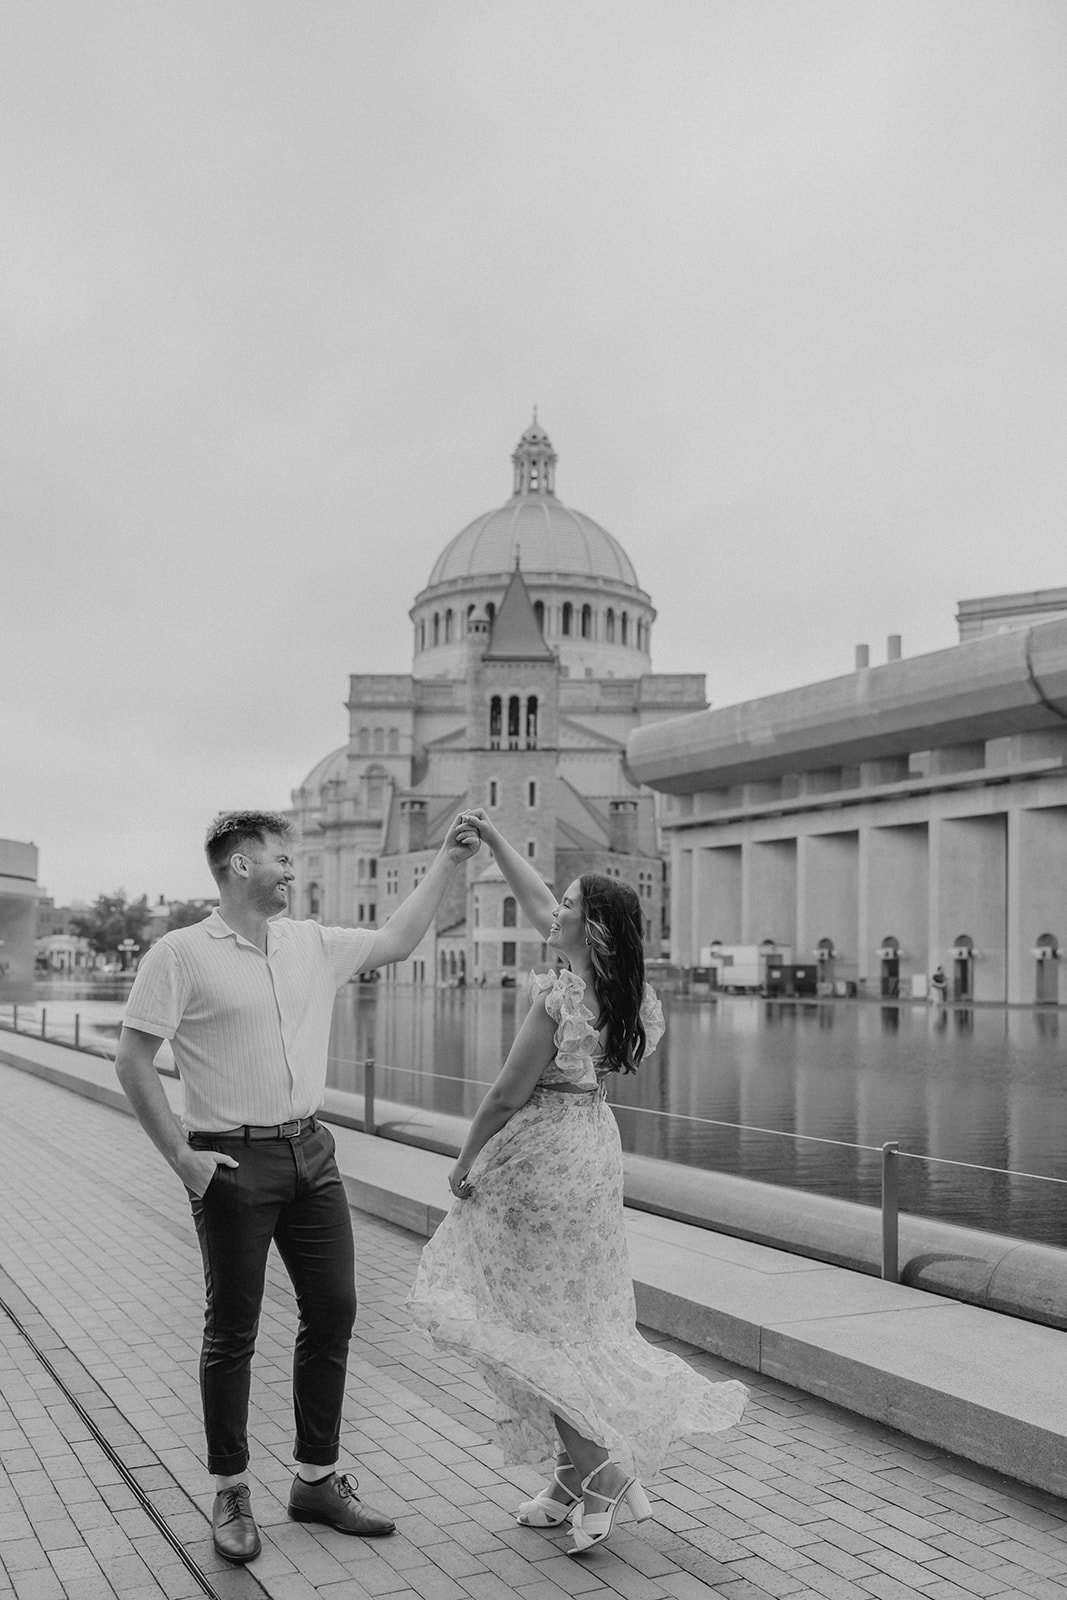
top-left (289, 418), bottom-right (706, 983)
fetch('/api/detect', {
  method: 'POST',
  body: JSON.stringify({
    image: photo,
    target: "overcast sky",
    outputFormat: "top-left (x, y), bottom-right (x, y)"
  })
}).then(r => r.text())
top-left (4, 1), bottom-right (1066, 906)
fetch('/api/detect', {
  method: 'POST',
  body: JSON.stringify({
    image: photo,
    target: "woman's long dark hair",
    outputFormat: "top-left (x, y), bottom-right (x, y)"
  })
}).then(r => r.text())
top-left (579, 874), bottom-right (647, 1074)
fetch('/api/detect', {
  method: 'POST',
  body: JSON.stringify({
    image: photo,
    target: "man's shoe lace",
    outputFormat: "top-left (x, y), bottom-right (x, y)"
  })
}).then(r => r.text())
top-left (217, 1486), bottom-right (250, 1522)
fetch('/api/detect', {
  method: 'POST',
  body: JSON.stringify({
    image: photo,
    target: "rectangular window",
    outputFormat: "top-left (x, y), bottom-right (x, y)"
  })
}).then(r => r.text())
top-left (527, 780), bottom-right (537, 807)
top-left (368, 860), bottom-right (377, 879)
top-left (368, 903), bottom-right (376, 922)
top-left (489, 779), bottom-right (498, 807)
top-left (502, 941), bottom-right (516, 968)
top-left (527, 841), bottom-right (536, 858)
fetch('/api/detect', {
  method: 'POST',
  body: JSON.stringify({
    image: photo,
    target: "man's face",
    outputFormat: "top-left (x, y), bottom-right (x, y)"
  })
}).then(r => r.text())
top-left (239, 834), bottom-right (294, 914)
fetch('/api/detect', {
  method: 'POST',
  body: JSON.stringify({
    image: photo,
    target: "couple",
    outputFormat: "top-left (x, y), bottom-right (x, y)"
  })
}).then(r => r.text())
top-left (116, 806), bottom-right (745, 1566)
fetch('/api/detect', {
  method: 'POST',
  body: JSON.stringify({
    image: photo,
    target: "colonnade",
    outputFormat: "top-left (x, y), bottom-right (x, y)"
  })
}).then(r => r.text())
top-left (671, 800), bottom-right (1067, 1005)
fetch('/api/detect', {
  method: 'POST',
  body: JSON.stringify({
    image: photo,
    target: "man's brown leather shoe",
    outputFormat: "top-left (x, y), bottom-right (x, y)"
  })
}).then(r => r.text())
top-left (288, 1471), bottom-right (395, 1536)
top-left (211, 1483), bottom-right (261, 1563)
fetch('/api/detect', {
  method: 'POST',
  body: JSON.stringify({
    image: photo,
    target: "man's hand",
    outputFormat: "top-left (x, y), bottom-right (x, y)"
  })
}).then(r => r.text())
top-left (458, 807), bottom-right (497, 849)
top-left (445, 813), bottom-right (482, 865)
top-left (176, 1146), bottom-right (240, 1198)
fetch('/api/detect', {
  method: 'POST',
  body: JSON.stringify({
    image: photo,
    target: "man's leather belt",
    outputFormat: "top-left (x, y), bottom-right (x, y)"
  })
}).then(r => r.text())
top-left (190, 1116), bottom-right (316, 1142)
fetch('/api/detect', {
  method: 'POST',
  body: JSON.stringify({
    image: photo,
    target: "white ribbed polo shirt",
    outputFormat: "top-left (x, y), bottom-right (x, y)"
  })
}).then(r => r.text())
top-left (124, 910), bottom-right (375, 1131)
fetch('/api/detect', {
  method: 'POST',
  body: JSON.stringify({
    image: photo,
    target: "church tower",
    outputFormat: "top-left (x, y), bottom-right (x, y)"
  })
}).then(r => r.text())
top-left (466, 562), bottom-right (560, 981)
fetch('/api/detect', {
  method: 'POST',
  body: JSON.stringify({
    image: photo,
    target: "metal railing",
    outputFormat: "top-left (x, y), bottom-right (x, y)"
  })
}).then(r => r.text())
top-left (6, 1005), bottom-right (1067, 1280)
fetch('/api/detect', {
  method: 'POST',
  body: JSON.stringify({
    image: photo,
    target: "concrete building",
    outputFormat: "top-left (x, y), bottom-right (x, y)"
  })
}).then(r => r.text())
top-left (1, 837), bottom-right (44, 1000)
top-left (628, 591), bottom-right (1067, 1007)
top-left (290, 417), bottom-right (707, 983)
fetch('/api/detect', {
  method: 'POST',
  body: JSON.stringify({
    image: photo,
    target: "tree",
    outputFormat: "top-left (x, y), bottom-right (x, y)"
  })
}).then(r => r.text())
top-left (71, 892), bottom-right (150, 961)
top-left (166, 900), bottom-right (213, 932)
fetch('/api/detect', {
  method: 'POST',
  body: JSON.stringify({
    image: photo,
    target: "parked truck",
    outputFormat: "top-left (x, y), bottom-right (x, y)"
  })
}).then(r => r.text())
top-left (700, 944), bottom-right (790, 993)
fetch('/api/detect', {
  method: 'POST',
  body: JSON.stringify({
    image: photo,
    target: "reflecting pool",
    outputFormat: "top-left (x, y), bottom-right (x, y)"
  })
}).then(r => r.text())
top-left (28, 979), bottom-right (1067, 1246)
top-left (327, 985), bottom-right (1067, 1246)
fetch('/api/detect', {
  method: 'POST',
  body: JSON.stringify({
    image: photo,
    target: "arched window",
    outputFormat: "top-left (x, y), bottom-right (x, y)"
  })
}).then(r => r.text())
top-left (525, 695), bottom-right (538, 748)
top-left (620, 611), bottom-right (629, 645)
top-left (580, 603), bottom-right (592, 638)
top-left (489, 695), bottom-right (502, 749)
top-left (358, 728), bottom-right (369, 754)
top-left (418, 619), bottom-right (426, 651)
top-left (605, 608), bottom-right (615, 642)
top-left (486, 601), bottom-right (495, 623)
top-left (533, 600), bottom-right (545, 632)
top-left (388, 728), bottom-right (399, 753)
top-left (440, 951), bottom-right (448, 982)
top-left (561, 601), bottom-right (572, 636)
top-left (508, 695), bottom-right (520, 748)
top-left (373, 727), bottom-right (384, 753)
top-left (503, 896), bottom-right (517, 927)
top-left (307, 883), bottom-right (320, 918)
top-left (365, 767), bottom-right (386, 810)
top-left (445, 609), bottom-right (454, 643)
top-left (432, 612), bottom-right (440, 645)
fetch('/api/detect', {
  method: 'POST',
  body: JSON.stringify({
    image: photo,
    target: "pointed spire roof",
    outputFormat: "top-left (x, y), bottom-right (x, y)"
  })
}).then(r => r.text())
top-left (482, 563), bottom-right (555, 661)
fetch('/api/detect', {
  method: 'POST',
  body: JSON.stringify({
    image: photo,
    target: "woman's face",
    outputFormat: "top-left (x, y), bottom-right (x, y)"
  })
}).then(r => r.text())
top-left (547, 879), bottom-right (585, 955)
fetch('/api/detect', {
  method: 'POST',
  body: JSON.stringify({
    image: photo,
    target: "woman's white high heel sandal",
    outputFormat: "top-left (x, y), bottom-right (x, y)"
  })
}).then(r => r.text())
top-left (516, 1452), bottom-right (580, 1527)
top-left (567, 1460), bottom-right (652, 1554)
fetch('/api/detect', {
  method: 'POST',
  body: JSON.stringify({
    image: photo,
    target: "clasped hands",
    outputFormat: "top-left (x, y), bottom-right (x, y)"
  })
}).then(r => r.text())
top-left (446, 810), bottom-right (484, 864)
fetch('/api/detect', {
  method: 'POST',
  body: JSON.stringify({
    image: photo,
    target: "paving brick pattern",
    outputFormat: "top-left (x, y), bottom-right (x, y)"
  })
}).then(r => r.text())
top-left (2, 1060), bottom-right (1067, 1599)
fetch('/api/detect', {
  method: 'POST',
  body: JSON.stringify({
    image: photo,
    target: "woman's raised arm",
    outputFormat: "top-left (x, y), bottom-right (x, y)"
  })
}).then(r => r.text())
top-left (462, 807), bottom-right (557, 939)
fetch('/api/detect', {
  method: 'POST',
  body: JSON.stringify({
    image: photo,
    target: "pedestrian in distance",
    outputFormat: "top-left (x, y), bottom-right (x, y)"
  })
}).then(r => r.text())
top-left (930, 965), bottom-right (948, 1005)
top-left (115, 808), bottom-right (479, 1565)
top-left (407, 808), bottom-right (748, 1557)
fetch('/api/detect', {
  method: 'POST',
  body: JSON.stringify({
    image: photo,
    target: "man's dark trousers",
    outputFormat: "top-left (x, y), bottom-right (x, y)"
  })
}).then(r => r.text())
top-left (188, 1120), bottom-right (356, 1476)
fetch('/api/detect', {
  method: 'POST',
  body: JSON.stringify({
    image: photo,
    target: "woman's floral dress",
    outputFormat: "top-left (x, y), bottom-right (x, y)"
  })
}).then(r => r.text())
top-left (407, 969), bottom-right (748, 1478)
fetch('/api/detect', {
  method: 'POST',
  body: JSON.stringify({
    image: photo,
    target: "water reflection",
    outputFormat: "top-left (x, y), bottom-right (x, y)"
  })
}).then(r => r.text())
top-left (27, 980), bottom-right (1067, 1246)
top-left (326, 987), bottom-right (1067, 1246)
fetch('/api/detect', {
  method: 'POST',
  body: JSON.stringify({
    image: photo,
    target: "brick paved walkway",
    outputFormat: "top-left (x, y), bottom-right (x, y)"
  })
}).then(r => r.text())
top-left (3, 1062), bottom-right (1067, 1600)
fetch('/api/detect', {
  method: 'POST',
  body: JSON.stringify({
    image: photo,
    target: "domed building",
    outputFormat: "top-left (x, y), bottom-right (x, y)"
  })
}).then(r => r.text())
top-left (289, 418), bottom-right (707, 984)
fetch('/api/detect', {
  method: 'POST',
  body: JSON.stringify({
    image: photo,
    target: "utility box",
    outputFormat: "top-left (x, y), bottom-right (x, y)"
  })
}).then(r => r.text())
top-left (766, 962), bottom-right (818, 998)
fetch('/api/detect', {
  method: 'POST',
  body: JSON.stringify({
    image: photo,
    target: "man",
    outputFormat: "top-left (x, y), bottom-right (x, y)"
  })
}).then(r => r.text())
top-left (115, 808), bottom-right (478, 1564)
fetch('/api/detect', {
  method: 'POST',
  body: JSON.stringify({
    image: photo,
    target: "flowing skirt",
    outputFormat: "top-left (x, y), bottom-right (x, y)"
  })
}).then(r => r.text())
top-left (407, 1089), bottom-right (747, 1477)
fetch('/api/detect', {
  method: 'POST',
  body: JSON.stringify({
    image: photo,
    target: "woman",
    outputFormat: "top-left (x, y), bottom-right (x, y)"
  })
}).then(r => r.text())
top-left (407, 809), bottom-right (747, 1556)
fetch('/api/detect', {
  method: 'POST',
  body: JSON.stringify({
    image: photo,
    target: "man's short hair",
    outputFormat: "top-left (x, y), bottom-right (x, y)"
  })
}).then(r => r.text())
top-left (204, 810), bottom-right (296, 880)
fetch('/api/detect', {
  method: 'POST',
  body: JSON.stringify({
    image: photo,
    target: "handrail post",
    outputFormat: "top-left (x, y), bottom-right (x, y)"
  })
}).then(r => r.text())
top-left (881, 1140), bottom-right (899, 1282)
top-left (11, 1004), bottom-right (16, 1032)
top-left (364, 1057), bottom-right (376, 1137)
top-left (40, 1008), bottom-right (47, 1040)
top-left (74, 1013), bottom-right (80, 1050)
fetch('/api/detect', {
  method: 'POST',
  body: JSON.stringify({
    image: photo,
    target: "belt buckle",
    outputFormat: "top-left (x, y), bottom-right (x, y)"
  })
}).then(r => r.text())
top-left (278, 1119), bottom-right (301, 1138)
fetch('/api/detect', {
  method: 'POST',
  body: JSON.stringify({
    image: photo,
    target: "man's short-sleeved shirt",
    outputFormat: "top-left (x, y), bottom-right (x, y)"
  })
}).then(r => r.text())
top-left (124, 910), bottom-right (375, 1130)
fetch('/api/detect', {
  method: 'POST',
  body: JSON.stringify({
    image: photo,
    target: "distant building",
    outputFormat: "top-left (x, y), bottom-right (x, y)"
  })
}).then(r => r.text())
top-left (629, 589), bottom-right (1067, 1007)
top-left (290, 417), bottom-right (707, 983)
top-left (1, 837), bottom-right (45, 1000)
top-left (35, 899), bottom-right (94, 974)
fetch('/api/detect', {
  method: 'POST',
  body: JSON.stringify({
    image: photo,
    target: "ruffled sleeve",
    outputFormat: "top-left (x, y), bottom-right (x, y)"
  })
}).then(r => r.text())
top-left (640, 983), bottom-right (665, 1059)
top-left (527, 968), bottom-right (599, 1084)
